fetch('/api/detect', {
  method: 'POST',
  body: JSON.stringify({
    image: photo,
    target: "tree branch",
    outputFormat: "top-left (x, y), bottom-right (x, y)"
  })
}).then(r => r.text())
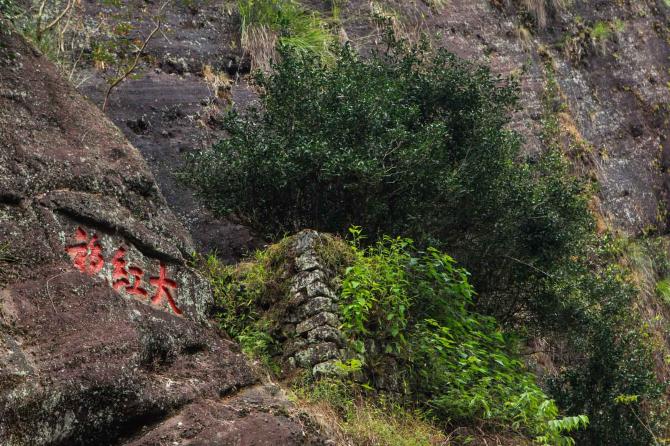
top-left (102, 19), bottom-right (161, 111)
top-left (42, 0), bottom-right (73, 35)
top-left (35, 0), bottom-right (73, 43)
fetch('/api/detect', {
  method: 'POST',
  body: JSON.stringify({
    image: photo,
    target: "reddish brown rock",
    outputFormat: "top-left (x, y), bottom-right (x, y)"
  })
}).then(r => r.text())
top-left (0, 21), bottom-right (323, 446)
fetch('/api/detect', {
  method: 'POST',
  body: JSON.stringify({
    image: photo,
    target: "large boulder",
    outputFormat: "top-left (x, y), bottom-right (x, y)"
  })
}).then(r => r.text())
top-left (0, 22), bottom-right (322, 445)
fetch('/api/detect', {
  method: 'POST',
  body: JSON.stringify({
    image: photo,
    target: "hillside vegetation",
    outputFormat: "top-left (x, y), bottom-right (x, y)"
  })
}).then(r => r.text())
top-left (5, 0), bottom-right (670, 444)
top-left (184, 28), bottom-right (667, 445)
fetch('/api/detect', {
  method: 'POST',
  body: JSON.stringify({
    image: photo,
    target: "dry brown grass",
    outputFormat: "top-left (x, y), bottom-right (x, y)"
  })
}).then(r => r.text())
top-left (369, 1), bottom-right (414, 42)
top-left (357, 1), bottom-right (439, 48)
top-left (290, 377), bottom-right (536, 446)
top-left (506, 0), bottom-right (571, 28)
top-left (293, 395), bottom-right (450, 446)
top-left (202, 64), bottom-right (232, 100)
top-left (241, 24), bottom-right (279, 72)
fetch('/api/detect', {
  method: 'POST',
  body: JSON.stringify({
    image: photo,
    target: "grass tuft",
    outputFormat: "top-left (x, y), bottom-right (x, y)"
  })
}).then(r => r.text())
top-left (292, 378), bottom-right (450, 446)
top-left (238, 0), bottom-right (335, 70)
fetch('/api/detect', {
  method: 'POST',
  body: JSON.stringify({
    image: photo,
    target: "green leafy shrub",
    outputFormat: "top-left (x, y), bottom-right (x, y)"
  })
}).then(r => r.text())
top-left (0, 0), bottom-right (16, 17)
top-left (201, 242), bottom-right (292, 369)
top-left (539, 236), bottom-right (665, 445)
top-left (339, 229), bottom-right (587, 443)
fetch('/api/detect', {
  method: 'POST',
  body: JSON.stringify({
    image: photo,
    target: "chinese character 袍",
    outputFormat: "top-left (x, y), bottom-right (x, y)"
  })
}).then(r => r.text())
top-left (66, 227), bottom-right (104, 275)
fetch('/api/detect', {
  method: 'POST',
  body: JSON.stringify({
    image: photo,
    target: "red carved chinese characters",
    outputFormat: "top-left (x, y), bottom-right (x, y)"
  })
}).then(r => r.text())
top-left (112, 247), bottom-right (130, 289)
top-left (150, 262), bottom-right (182, 315)
top-left (66, 228), bottom-right (182, 315)
top-left (112, 248), bottom-right (148, 297)
top-left (66, 227), bottom-right (104, 275)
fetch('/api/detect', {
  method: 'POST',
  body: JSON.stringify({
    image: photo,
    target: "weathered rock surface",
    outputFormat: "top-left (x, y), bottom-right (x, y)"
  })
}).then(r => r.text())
top-left (71, 0), bottom-right (262, 263)
top-left (0, 22), bottom-right (323, 445)
top-left (341, 0), bottom-right (670, 233)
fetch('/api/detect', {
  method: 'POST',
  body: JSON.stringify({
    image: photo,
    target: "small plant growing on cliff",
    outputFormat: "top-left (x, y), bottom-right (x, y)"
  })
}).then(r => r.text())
top-left (99, 3), bottom-right (167, 111)
top-left (237, 0), bottom-right (334, 70)
top-left (8, 0), bottom-right (80, 68)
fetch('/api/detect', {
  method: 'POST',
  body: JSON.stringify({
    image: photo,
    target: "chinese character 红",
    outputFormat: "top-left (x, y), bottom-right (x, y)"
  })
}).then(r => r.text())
top-left (112, 247), bottom-right (148, 297)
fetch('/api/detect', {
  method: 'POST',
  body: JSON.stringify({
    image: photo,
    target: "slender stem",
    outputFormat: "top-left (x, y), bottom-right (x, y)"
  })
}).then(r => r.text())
top-left (34, 0), bottom-right (48, 41)
top-left (102, 19), bottom-right (161, 111)
top-left (503, 254), bottom-right (553, 278)
top-left (41, 0), bottom-right (73, 35)
top-left (630, 407), bottom-right (660, 446)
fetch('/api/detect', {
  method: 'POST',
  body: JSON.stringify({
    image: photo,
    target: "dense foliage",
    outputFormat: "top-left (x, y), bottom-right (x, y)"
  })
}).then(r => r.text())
top-left (204, 231), bottom-right (589, 444)
top-left (182, 34), bottom-right (591, 316)
top-left (542, 236), bottom-right (666, 444)
top-left (185, 35), bottom-right (665, 444)
top-left (0, 0), bottom-right (16, 17)
top-left (339, 229), bottom-right (588, 444)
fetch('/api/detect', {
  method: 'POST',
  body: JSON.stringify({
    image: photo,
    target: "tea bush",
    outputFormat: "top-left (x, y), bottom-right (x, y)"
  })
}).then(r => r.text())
top-left (181, 34), bottom-right (591, 313)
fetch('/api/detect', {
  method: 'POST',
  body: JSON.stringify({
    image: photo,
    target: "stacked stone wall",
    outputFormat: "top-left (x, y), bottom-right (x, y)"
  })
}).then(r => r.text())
top-left (279, 230), bottom-right (345, 375)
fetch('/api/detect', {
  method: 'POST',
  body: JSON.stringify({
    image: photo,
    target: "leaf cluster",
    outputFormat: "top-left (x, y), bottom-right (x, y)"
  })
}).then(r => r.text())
top-left (339, 232), bottom-right (588, 444)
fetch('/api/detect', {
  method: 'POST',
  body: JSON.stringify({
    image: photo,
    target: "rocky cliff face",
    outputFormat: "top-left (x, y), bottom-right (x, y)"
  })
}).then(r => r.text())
top-left (338, 0), bottom-right (670, 233)
top-left (0, 22), bottom-right (322, 445)
top-left (4, 0), bottom-right (670, 443)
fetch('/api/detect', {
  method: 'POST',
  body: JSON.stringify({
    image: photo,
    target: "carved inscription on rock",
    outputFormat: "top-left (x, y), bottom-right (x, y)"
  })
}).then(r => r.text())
top-left (65, 227), bottom-right (182, 315)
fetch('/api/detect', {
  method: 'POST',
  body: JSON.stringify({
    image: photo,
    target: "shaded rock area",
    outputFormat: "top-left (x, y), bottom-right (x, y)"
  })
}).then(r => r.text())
top-left (0, 22), bottom-right (323, 445)
top-left (126, 384), bottom-right (316, 445)
top-left (73, 0), bottom-right (262, 263)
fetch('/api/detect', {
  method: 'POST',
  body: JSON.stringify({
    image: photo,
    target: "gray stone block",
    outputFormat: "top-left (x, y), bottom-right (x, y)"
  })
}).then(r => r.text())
top-left (295, 342), bottom-right (339, 367)
top-left (290, 269), bottom-right (326, 293)
top-left (305, 280), bottom-right (336, 299)
top-left (307, 326), bottom-right (342, 345)
top-left (295, 251), bottom-right (320, 271)
top-left (297, 296), bottom-right (332, 319)
top-left (296, 312), bottom-right (339, 334)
